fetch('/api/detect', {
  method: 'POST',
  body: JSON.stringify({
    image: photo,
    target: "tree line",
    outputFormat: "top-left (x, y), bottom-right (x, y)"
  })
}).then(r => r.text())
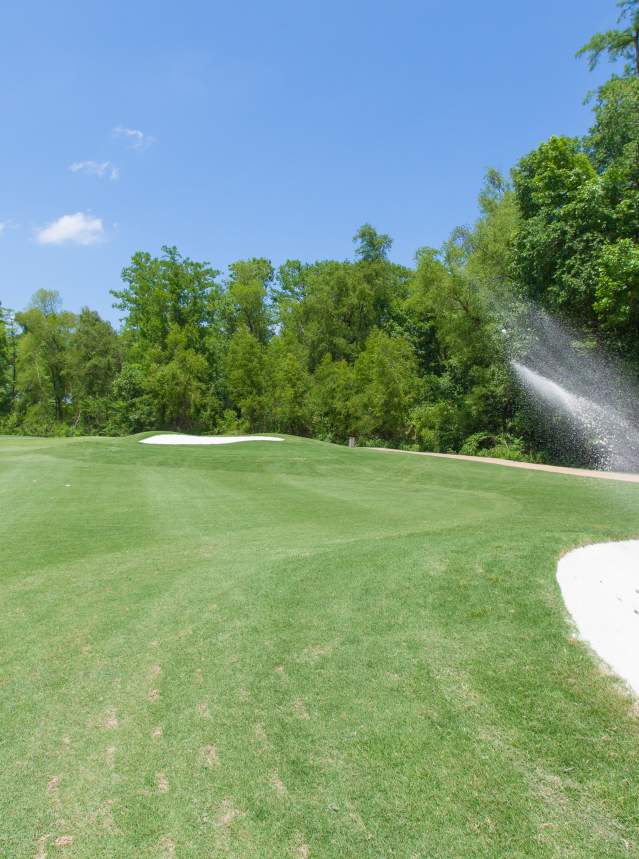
top-left (1, 1), bottom-right (638, 463)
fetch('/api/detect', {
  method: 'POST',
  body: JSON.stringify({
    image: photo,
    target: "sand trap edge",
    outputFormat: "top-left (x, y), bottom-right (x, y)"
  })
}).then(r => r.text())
top-left (557, 541), bottom-right (639, 696)
top-left (140, 434), bottom-right (284, 446)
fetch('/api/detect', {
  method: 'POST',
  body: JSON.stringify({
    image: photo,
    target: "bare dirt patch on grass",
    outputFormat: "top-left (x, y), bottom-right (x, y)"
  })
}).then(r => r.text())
top-left (294, 699), bottom-right (310, 720)
top-left (159, 835), bottom-right (175, 858)
top-left (299, 640), bottom-right (340, 663)
top-left (216, 799), bottom-right (241, 827)
top-left (271, 773), bottom-right (288, 796)
top-left (200, 744), bottom-right (219, 767)
top-left (254, 722), bottom-right (269, 749)
top-left (33, 834), bottom-right (50, 859)
top-left (102, 709), bottom-right (118, 729)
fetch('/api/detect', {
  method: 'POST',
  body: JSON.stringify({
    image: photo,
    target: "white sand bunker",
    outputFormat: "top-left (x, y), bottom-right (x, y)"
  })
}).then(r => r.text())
top-left (140, 434), bottom-right (284, 445)
top-left (557, 541), bottom-right (639, 695)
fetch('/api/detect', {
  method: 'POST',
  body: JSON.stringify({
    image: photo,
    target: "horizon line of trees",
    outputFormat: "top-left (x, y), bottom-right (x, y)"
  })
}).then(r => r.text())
top-left (2, 1), bottom-right (638, 466)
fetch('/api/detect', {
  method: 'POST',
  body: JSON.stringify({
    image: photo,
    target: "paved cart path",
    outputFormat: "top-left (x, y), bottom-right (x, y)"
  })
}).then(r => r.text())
top-left (371, 447), bottom-right (639, 483)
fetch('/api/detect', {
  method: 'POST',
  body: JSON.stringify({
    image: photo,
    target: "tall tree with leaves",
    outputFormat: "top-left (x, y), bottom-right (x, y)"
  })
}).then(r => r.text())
top-left (15, 291), bottom-right (76, 424)
top-left (264, 335), bottom-right (311, 435)
top-left (274, 226), bottom-right (410, 369)
top-left (66, 308), bottom-right (121, 431)
top-left (225, 325), bottom-right (266, 430)
top-left (510, 0), bottom-right (639, 349)
top-left (113, 246), bottom-right (222, 355)
top-left (353, 329), bottom-right (418, 442)
top-left (577, 1), bottom-right (639, 77)
top-left (353, 224), bottom-right (393, 262)
top-left (0, 304), bottom-right (17, 415)
top-left (112, 246), bottom-right (224, 430)
top-left (223, 258), bottom-right (273, 344)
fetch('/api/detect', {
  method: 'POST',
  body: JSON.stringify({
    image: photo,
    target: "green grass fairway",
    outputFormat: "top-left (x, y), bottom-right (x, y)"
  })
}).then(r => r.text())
top-left (3, 434), bottom-right (639, 858)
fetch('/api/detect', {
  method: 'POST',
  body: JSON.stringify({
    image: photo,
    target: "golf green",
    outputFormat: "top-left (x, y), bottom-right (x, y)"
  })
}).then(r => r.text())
top-left (2, 434), bottom-right (639, 858)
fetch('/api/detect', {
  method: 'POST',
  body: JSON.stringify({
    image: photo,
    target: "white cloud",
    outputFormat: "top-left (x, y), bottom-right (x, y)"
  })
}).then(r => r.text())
top-left (112, 126), bottom-right (154, 151)
top-left (69, 160), bottom-right (119, 180)
top-left (36, 212), bottom-right (105, 246)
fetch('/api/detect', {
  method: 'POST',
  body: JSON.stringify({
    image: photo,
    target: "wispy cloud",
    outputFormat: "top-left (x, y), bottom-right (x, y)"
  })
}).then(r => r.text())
top-left (112, 126), bottom-right (154, 151)
top-left (0, 219), bottom-right (18, 236)
top-left (36, 212), bottom-right (105, 246)
top-left (69, 160), bottom-right (119, 180)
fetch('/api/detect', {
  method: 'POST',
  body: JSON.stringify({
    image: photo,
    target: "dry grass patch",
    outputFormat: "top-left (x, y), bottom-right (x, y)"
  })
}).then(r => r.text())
top-left (216, 799), bottom-right (241, 827)
top-left (200, 744), bottom-right (219, 767)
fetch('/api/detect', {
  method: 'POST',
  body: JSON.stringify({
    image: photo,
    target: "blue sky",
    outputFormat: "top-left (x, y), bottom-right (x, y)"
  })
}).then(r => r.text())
top-left (1, 0), bottom-right (615, 323)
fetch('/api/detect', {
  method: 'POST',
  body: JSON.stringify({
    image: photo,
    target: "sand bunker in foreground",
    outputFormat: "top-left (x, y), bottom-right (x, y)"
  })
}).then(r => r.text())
top-left (140, 434), bottom-right (284, 445)
top-left (557, 541), bottom-right (639, 695)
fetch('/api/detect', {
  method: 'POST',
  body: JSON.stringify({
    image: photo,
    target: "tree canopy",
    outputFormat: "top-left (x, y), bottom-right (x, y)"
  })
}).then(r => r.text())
top-left (2, 0), bottom-right (637, 468)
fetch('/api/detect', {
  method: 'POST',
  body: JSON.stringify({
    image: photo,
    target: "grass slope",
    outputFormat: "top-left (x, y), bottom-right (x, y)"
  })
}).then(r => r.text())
top-left (1, 434), bottom-right (639, 858)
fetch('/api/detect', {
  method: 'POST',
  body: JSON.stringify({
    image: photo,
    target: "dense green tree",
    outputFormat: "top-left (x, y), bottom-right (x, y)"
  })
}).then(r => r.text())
top-left (0, 304), bottom-right (16, 415)
top-left (307, 355), bottom-right (357, 442)
top-left (353, 224), bottom-right (393, 262)
top-left (401, 234), bottom-right (515, 453)
top-left (110, 364), bottom-right (157, 434)
top-left (594, 237), bottom-right (639, 329)
top-left (223, 258), bottom-right (273, 344)
top-left (225, 325), bottom-right (265, 429)
top-left (66, 308), bottom-right (121, 430)
top-left (274, 260), bottom-right (307, 308)
top-left (69, 309), bottom-right (120, 400)
top-left (111, 246), bottom-right (224, 430)
top-left (264, 336), bottom-right (311, 435)
top-left (411, 244), bottom-right (498, 369)
top-left (275, 226), bottom-right (410, 370)
top-left (584, 76), bottom-right (639, 171)
top-left (466, 170), bottom-right (520, 297)
top-left (113, 246), bottom-right (221, 352)
top-left (149, 329), bottom-right (216, 430)
top-left (512, 37), bottom-right (639, 351)
top-left (511, 136), bottom-right (603, 318)
top-left (15, 291), bottom-right (76, 424)
top-left (353, 329), bottom-right (418, 441)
